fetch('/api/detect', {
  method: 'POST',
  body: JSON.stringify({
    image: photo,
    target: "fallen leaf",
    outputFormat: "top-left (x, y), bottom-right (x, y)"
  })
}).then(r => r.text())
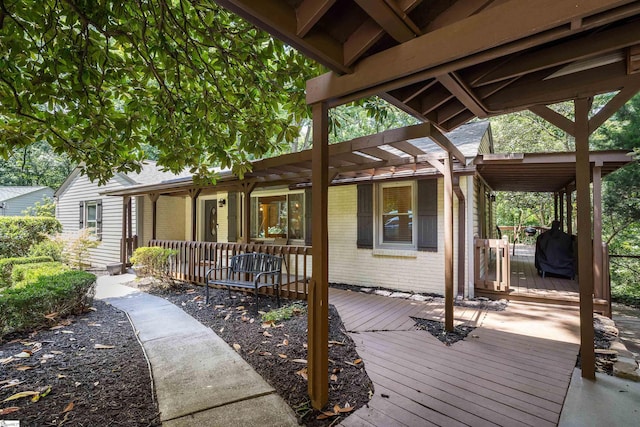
top-left (94, 344), bottom-right (115, 349)
top-left (296, 367), bottom-right (308, 380)
top-left (224, 314), bottom-right (231, 321)
top-left (261, 320), bottom-right (275, 328)
top-left (186, 289), bottom-right (196, 294)
top-left (44, 312), bottom-right (59, 320)
top-left (0, 407), bottom-right (20, 415)
top-left (334, 404), bottom-right (341, 413)
top-left (283, 339), bottom-right (289, 346)
top-left (61, 330), bottom-right (74, 334)
top-left (219, 327), bottom-right (225, 333)
top-left (88, 307), bottom-right (97, 311)
top-left (41, 354), bottom-right (55, 360)
top-left (57, 374), bottom-right (67, 379)
top-left (263, 331), bottom-right (273, 337)
top-left (214, 304), bottom-right (225, 309)
top-left (303, 343), bottom-right (308, 349)
top-left (241, 315), bottom-right (250, 322)
top-left (16, 366), bottom-right (32, 371)
top-left (330, 374), bottom-right (338, 382)
top-left (316, 410), bottom-right (336, 420)
top-left (338, 403), bottom-right (353, 413)
top-left (278, 353), bottom-right (288, 359)
top-left (332, 367), bottom-right (342, 374)
top-left (14, 351), bottom-right (31, 358)
top-left (94, 381), bottom-right (100, 386)
top-left (0, 380), bottom-right (23, 390)
top-left (63, 401), bottom-right (74, 413)
top-left (51, 351), bottom-right (64, 355)
top-left (328, 340), bottom-right (345, 346)
top-left (74, 382), bottom-right (81, 387)
top-left (248, 350), bottom-right (255, 355)
top-left (236, 306), bottom-right (245, 311)
top-left (87, 323), bottom-right (101, 327)
top-left (291, 359), bottom-right (308, 364)
top-left (249, 318), bottom-right (255, 324)
top-left (0, 356), bottom-right (14, 364)
top-left (192, 296), bottom-right (203, 302)
top-left (354, 358), bottom-right (362, 365)
top-left (3, 391), bottom-right (39, 402)
top-left (233, 343), bottom-right (241, 352)
top-left (258, 351), bottom-right (272, 356)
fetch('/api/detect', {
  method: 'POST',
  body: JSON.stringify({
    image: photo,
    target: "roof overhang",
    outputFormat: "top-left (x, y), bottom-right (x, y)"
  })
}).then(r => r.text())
top-left (475, 150), bottom-right (634, 192)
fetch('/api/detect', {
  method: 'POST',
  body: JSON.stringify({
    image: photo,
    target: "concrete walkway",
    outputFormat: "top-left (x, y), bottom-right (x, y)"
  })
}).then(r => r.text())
top-left (95, 274), bottom-right (298, 427)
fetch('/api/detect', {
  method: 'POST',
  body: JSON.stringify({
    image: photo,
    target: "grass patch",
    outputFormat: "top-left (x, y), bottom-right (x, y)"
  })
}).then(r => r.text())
top-left (261, 302), bottom-right (306, 323)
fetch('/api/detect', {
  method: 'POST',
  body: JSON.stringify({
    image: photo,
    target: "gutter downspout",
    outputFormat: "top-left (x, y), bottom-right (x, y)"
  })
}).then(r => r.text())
top-left (466, 175), bottom-right (475, 298)
top-left (453, 176), bottom-right (465, 298)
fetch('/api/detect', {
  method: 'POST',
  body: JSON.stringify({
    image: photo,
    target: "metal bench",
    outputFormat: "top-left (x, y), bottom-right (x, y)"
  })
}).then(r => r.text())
top-left (205, 253), bottom-right (282, 311)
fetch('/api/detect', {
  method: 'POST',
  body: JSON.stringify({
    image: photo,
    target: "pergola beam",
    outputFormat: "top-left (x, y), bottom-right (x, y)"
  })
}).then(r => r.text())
top-left (354, 0), bottom-right (417, 43)
top-left (306, 0), bottom-right (634, 104)
top-left (295, 0), bottom-right (335, 37)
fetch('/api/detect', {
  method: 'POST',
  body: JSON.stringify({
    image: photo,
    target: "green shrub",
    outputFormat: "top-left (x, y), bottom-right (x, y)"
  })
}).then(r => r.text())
top-left (0, 216), bottom-right (62, 258)
top-left (11, 262), bottom-right (70, 289)
top-left (0, 270), bottom-right (96, 339)
top-left (130, 246), bottom-right (177, 279)
top-left (0, 256), bottom-right (54, 288)
top-left (62, 228), bottom-right (99, 269)
top-left (29, 237), bottom-right (65, 262)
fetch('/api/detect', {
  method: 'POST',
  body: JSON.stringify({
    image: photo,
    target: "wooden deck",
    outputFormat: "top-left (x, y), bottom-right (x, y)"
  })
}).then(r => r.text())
top-left (330, 288), bottom-right (580, 427)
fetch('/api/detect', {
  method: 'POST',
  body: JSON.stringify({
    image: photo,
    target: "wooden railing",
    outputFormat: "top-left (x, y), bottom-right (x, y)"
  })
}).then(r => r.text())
top-left (598, 243), bottom-right (612, 317)
top-left (474, 238), bottom-right (510, 292)
top-left (149, 240), bottom-right (312, 300)
top-left (121, 235), bottom-right (138, 266)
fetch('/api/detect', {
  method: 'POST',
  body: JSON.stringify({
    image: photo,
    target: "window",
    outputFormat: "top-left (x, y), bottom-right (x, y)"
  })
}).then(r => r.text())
top-left (250, 193), bottom-right (305, 240)
top-left (357, 180), bottom-right (437, 251)
top-left (379, 182), bottom-right (415, 247)
top-left (79, 200), bottom-right (103, 240)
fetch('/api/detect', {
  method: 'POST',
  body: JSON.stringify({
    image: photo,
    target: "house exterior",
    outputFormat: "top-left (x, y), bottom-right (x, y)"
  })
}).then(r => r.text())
top-left (54, 162), bottom-right (190, 267)
top-left (0, 186), bottom-right (54, 216)
top-left (91, 121), bottom-right (495, 298)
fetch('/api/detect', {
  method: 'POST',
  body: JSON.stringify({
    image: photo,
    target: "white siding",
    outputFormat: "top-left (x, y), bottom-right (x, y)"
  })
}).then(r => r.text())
top-left (55, 173), bottom-right (137, 267)
top-left (2, 188), bottom-right (54, 216)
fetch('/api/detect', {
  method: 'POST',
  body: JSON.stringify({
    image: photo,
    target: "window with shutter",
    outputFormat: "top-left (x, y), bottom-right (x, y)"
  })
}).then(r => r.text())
top-left (378, 182), bottom-right (415, 248)
top-left (357, 184), bottom-right (373, 248)
top-left (96, 200), bottom-right (103, 241)
top-left (228, 192), bottom-right (238, 242)
top-left (417, 179), bottom-right (438, 251)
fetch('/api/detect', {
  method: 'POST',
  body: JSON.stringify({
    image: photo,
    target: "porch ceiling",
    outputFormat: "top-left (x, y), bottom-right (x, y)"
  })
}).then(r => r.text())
top-left (215, 0), bottom-right (640, 130)
top-left (475, 150), bottom-right (634, 192)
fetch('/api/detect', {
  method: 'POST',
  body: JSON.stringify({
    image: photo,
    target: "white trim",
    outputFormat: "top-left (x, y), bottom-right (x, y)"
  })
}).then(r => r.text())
top-left (376, 181), bottom-right (417, 250)
top-left (466, 175), bottom-right (475, 298)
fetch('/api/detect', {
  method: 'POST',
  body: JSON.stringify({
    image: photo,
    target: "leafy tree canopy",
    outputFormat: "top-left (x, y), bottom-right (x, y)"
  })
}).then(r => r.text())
top-left (0, 0), bottom-right (318, 184)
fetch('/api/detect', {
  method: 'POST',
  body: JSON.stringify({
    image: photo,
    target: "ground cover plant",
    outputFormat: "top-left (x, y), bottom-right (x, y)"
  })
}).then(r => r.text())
top-left (149, 282), bottom-right (372, 426)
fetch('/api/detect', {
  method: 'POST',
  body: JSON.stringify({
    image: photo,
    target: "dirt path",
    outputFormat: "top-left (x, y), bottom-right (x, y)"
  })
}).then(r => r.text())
top-left (612, 303), bottom-right (640, 362)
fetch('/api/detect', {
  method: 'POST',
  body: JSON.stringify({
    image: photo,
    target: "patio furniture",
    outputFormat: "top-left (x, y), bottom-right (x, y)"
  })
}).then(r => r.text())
top-left (205, 253), bottom-right (282, 311)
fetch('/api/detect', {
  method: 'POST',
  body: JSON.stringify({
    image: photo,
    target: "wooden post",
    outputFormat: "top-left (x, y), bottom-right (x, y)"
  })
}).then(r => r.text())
top-left (444, 153), bottom-right (454, 331)
top-left (593, 162), bottom-right (603, 299)
top-left (454, 176), bottom-right (465, 297)
top-left (575, 98), bottom-right (595, 380)
top-left (120, 196), bottom-right (130, 273)
top-left (559, 191), bottom-right (565, 232)
top-left (189, 189), bottom-right (201, 241)
top-left (241, 182), bottom-right (256, 243)
top-left (308, 102), bottom-right (329, 409)
top-left (554, 192), bottom-right (559, 221)
top-left (566, 190), bottom-right (573, 236)
top-left (149, 193), bottom-right (160, 241)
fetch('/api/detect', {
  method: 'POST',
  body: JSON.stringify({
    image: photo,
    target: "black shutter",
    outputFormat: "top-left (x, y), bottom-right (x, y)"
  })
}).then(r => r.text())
top-left (96, 200), bottom-right (103, 241)
top-left (227, 192), bottom-right (238, 242)
top-left (357, 184), bottom-right (374, 249)
top-left (304, 188), bottom-right (312, 246)
top-left (79, 201), bottom-right (85, 230)
top-left (417, 179), bottom-right (438, 251)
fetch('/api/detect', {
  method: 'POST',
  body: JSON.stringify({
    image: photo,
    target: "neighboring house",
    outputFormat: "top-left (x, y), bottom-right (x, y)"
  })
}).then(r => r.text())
top-left (0, 186), bottom-right (54, 216)
top-left (54, 162), bottom-right (190, 267)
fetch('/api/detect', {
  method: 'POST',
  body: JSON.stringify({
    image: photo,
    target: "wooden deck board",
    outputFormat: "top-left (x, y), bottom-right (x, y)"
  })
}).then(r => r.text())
top-left (334, 288), bottom-right (580, 427)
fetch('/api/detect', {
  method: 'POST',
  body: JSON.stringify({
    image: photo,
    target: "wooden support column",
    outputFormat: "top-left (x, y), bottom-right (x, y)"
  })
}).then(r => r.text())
top-left (120, 196), bottom-right (130, 273)
top-left (241, 182), bottom-right (256, 243)
top-left (575, 98), bottom-right (595, 380)
top-left (149, 193), bottom-right (160, 241)
top-left (444, 153), bottom-right (454, 332)
top-left (308, 102), bottom-right (329, 409)
top-left (559, 191), bottom-right (565, 232)
top-left (454, 176), bottom-right (466, 297)
top-left (593, 162), bottom-right (603, 299)
top-left (566, 190), bottom-right (573, 236)
top-left (189, 189), bottom-right (202, 241)
top-left (554, 192), bottom-right (559, 221)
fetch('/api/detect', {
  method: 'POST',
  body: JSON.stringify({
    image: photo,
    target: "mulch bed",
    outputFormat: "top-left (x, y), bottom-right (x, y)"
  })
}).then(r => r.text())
top-left (412, 317), bottom-right (476, 345)
top-left (0, 300), bottom-right (160, 426)
top-left (148, 282), bottom-right (372, 426)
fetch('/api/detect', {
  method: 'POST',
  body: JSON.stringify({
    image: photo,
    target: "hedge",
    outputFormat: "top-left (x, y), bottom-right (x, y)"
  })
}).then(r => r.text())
top-left (130, 246), bottom-right (177, 278)
top-left (11, 262), bottom-right (70, 289)
top-left (0, 216), bottom-right (62, 258)
top-left (0, 256), bottom-right (54, 288)
top-left (0, 270), bottom-right (96, 339)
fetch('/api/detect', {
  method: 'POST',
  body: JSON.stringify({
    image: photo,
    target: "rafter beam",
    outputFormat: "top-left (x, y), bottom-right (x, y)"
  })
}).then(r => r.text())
top-left (215, 0), bottom-right (349, 73)
top-left (425, 0), bottom-right (496, 32)
top-left (354, 0), bottom-right (416, 43)
top-left (307, 0), bottom-right (635, 104)
top-left (476, 19), bottom-right (640, 86)
top-left (437, 73), bottom-right (487, 117)
top-left (344, 0), bottom-right (420, 66)
top-left (428, 125), bottom-right (466, 164)
top-left (296, 0), bottom-right (336, 37)
top-left (589, 80), bottom-right (640, 132)
top-left (529, 105), bottom-right (576, 136)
